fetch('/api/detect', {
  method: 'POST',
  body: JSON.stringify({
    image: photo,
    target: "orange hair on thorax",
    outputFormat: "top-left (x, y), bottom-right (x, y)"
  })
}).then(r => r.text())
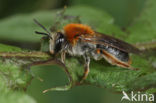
top-left (63, 23), bottom-right (95, 44)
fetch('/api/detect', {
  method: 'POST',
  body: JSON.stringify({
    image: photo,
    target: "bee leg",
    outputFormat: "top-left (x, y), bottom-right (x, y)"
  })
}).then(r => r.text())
top-left (22, 60), bottom-right (51, 82)
top-left (42, 59), bottom-right (73, 93)
top-left (61, 52), bottom-right (66, 63)
top-left (22, 59), bottom-right (56, 81)
top-left (80, 56), bottom-right (90, 83)
top-left (23, 59), bottom-right (73, 92)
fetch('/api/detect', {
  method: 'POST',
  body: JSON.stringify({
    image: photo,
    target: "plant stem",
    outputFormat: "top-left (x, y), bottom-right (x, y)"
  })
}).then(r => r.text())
top-left (0, 51), bottom-right (50, 58)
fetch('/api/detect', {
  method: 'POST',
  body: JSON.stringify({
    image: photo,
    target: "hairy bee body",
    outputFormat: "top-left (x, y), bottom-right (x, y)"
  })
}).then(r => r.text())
top-left (35, 21), bottom-right (139, 82)
top-left (52, 32), bottom-right (131, 69)
top-left (66, 39), bottom-right (130, 62)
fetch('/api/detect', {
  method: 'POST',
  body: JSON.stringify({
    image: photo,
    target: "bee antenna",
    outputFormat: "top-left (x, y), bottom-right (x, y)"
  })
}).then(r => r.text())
top-left (35, 31), bottom-right (52, 39)
top-left (33, 19), bottom-right (52, 39)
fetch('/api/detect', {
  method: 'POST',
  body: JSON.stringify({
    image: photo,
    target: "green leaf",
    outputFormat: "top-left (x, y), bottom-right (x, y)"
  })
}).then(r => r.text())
top-left (64, 54), bottom-right (155, 92)
top-left (0, 43), bottom-right (22, 52)
top-left (127, 0), bottom-right (156, 43)
top-left (0, 43), bottom-right (35, 103)
top-left (71, 0), bottom-right (146, 27)
top-left (0, 12), bottom-right (55, 43)
top-left (0, 6), bottom-right (124, 44)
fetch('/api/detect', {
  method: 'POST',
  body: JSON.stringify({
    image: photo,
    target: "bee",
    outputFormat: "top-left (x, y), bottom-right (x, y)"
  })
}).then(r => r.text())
top-left (34, 19), bottom-right (141, 82)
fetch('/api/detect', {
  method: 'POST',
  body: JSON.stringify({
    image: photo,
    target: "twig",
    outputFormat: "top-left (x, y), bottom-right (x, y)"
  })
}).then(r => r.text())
top-left (0, 51), bottom-right (51, 58)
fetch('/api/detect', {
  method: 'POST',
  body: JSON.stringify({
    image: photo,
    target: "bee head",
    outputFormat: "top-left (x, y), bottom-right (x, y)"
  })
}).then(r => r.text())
top-left (34, 19), bottom-right (66, 54)
top-left (49, 32), bottom-right (65, 54)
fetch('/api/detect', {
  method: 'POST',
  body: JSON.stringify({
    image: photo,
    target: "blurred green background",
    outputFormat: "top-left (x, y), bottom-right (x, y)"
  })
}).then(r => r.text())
top-left (0, 0), bottom-right (145, 27)
top-left (0, 0), bottom-right (149, 103)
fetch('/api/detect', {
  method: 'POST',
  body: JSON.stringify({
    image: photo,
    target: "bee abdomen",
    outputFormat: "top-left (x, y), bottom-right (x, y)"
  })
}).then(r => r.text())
top-left (96, 44), bottom-right (130, 63)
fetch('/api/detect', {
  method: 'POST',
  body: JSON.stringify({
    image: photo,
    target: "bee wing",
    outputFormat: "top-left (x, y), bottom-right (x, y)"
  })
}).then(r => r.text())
top-left (80, 32), bottom-right (141, 54)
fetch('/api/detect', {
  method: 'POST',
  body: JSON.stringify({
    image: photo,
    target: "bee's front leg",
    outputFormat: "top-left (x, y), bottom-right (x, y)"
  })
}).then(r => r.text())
top-left (80, 55), bottom-right (90, 83)
top-left (23, 58), bottom-right (73, 92)
top-left (22, 59), bottom-right (60, 81)
top-left (61, 51), bottom-right (66, 63)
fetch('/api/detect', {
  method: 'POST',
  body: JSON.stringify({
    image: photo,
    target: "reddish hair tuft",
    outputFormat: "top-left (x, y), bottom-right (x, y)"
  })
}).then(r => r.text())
top-left (64, 23), bottom-right (94, 44)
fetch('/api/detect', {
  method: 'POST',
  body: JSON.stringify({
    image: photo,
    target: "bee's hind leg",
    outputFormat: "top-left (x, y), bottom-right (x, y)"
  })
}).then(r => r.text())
top-left (80, 55), bottom-right (90, 83)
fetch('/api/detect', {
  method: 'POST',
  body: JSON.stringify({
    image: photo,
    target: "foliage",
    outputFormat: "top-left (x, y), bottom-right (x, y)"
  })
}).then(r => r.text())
top-left (127, 0), bottom-right (156, 43)
top-left (0, 1), bottom-right (156, 103)
top-left (0, 44), bottom-right (35, 103)
top-left (71, 0), bottom-right (146, 27)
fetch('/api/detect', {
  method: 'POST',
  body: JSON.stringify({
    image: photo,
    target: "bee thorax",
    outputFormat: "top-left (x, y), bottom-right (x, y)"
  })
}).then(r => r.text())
top-left (67, 42), bottom-right (95, 56)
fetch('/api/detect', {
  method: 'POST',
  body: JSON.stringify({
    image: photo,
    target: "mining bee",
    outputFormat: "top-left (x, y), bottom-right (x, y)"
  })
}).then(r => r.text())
top-left (33, 19), bottom-right (141, 85)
